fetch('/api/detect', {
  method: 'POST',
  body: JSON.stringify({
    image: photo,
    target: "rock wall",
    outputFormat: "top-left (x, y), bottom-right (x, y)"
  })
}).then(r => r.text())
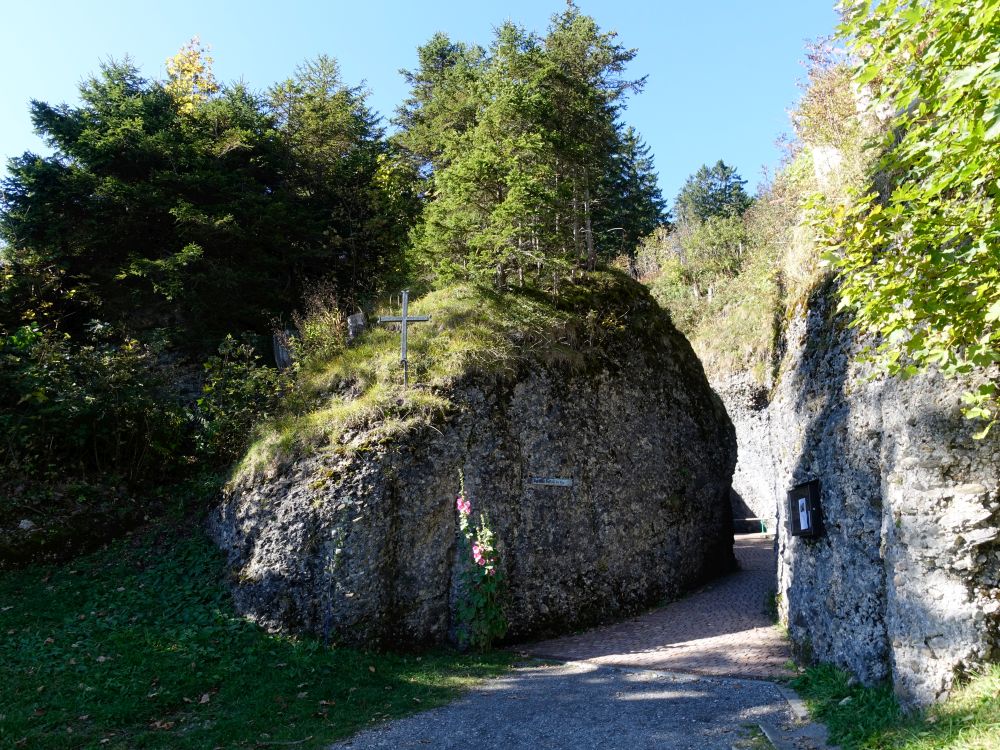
top-left (714, 375), bottom-right (779, 533)
top-left (213, 336), bottom-right (737, 648)
top-left (723, 279), bottom-right (1000, 708)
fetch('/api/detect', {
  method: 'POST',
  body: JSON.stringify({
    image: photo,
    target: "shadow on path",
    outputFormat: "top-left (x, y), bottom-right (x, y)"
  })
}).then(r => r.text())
top-left (332, 661), bottom-right (796, 750)
top-left (521, 534), bottom-right (793, 680)
top-left (330, 537), bottom-right (827, 750)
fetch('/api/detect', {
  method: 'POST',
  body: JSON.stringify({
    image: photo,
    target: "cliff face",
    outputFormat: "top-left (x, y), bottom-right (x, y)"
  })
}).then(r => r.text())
top-left (715, 281), bottom-right (1000, 708)
top-left (212, 285), bottom-right (737, 648)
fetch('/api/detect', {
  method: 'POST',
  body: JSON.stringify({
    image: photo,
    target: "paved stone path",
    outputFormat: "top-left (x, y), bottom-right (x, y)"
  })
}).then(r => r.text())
top-left (523, 533), bottom-right (794, 680)
top-left (331, 535), bottom-right (827, 749)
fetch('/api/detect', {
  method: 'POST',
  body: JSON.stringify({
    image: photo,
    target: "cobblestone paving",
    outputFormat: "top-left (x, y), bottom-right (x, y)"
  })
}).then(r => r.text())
top-left (523, 534), bottom-right (794, 680)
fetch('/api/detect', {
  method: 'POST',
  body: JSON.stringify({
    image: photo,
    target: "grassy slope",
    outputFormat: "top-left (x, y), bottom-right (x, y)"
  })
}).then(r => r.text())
top-left (0, 524), bottom-right (511, 749)
top-left (239, 270), bottom-right (675, 480)
top-left (792, 663), bottom-right (1000, 750)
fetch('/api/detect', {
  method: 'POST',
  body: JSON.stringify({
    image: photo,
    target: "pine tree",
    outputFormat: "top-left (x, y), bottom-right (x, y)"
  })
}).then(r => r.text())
top-left (673, 160), bottom-right (753, 223)
top-left (401, 4), bottom-right (664, 287)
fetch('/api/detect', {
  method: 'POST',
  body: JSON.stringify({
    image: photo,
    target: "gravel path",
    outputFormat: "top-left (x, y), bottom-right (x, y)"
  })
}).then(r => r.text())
top-left (330, 535), bottom-right (828, 749)
top-left (331, 662), bottom-right (797, 750)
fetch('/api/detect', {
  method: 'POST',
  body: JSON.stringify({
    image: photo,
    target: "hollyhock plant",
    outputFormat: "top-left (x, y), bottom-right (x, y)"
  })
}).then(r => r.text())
top-left (454, 471), bottom-right (507, 650)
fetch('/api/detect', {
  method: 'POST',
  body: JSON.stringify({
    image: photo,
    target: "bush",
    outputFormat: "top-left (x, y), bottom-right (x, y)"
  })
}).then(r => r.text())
top-left (0, 324), bottom-right (187, 484)
top-left (289, 279), bottom-right (350, 371)
top-left (195, 335), bottom-right (284, 463)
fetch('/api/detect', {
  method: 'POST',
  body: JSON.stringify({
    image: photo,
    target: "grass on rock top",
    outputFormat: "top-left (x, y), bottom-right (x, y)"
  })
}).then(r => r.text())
top-left (0, 524), bottom-right (512, 750)
top-left (238, 271), bottom-right (671, 479)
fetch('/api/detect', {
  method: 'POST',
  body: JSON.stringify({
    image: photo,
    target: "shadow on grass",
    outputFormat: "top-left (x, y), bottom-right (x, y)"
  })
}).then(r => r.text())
top-left (0, 524), bottom-right (511, 750)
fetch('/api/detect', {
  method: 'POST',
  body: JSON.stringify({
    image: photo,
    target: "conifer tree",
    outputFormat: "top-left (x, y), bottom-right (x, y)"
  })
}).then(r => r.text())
top-left (401, 4), bottom-right (665, 287)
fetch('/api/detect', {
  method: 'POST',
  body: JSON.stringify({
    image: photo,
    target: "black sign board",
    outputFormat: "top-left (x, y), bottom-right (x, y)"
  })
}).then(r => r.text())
top-left (788, 479), bottom-right (823, 538)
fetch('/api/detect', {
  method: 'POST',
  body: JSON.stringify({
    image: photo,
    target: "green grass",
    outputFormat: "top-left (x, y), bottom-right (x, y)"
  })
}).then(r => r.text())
top-left (792, 663), bottom-right (1000, 750)
top-left (0, 524), bottom-right (512, 749)
top-left (238, 271), bottom-right (673, 479)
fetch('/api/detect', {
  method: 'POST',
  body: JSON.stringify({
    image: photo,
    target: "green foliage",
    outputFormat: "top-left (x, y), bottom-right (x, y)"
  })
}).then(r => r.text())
top-left (792, 662), bottom-right (1000, 750)
top-left (195, 336), bottom-right (284, 464)
top-left (399, 4), bottom-right (664, 286)
top-left (269, 56), bottom-right (419, 297)
top-left (0, 52), bottom-right (414, 353)
top-left (672, 160), bottom-right (753, 223)
top-left (816, 0), bottom-right (1000, 436)
top-left (0, 324), bottom-right (186, 483)
top-left (0, 525), bottom-right (512, 749)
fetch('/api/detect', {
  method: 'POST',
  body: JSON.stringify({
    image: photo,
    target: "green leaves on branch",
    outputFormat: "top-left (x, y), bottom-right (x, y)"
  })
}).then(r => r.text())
top-left (816, 0), bottom-right (1000, 437)
top-left (398, 4), bottom-right (665, 287)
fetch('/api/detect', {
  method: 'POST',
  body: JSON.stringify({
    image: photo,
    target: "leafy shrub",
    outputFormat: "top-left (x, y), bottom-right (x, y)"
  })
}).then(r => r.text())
top-left (195, 335), bottom-right (284, 463)
top-left (815, 0), bottom-right (1000, 437)
top-left (289, 279), bottom-right (350, 370)
top-left (0, 323), bottom-right (187, 484)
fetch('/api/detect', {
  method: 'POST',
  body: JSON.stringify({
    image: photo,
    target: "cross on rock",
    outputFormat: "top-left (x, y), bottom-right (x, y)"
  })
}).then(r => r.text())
top-left (378, 290), bottom-right (431, 388)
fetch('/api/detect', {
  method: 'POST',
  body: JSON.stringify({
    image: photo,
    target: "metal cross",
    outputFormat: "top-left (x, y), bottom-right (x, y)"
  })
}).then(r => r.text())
top-left (378, 290), bottom-right (431, 388)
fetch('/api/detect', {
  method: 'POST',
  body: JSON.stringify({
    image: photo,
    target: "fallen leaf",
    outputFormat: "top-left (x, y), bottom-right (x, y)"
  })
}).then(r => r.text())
top-left (368, 666), bottom-right (376, 673)
top-left (44, 638), bottom-right (54, 644)
top-left (96, 656), bottom-right (109, 663)
top-left (200, 693), bottom-right (211, 704)
top-left (150, 720), bottom-right (175, 730)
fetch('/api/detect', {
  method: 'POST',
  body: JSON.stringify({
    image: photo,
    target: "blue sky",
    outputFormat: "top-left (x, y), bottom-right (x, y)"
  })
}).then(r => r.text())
top-left (0, 1), bottom-right (838, 202)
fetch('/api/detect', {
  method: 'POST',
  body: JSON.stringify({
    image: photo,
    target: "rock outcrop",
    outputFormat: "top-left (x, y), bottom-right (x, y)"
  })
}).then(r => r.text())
top-left (213, 285), bottom-right (737, 648)
top-left (716, 280), bottom-right (1000, 708)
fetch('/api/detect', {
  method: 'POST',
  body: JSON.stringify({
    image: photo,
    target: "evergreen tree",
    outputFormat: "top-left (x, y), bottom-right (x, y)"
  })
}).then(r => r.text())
top-left (269, 56), bottom-right (417, 297)
top-left (595, 126), bottom-right (666, 267)
top-left (402, 4), bottom-right (665, 287)
top-left (1, 51), bottom-right (413, 349)
top-left (673, 160), bottom-right (752, 223)
top-left (393, 33), bottom-right (485, 175)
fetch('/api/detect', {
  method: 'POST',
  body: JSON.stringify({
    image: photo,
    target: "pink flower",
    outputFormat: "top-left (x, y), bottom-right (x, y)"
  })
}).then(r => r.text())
top-left (456, 496), bottom-right (471, 515)
top-left (487, 567), bottom-right (496, 576)
top-left (472, 543), bottom-right (485, 565)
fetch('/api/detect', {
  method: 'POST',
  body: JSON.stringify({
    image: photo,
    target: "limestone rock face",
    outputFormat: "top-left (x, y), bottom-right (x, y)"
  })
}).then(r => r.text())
top-left (212, 325), bottom-right (737, 648)
top-left (714, 375), bottom-right (779, 533)
top-left (718, 279), bottom-right (1000, 709)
